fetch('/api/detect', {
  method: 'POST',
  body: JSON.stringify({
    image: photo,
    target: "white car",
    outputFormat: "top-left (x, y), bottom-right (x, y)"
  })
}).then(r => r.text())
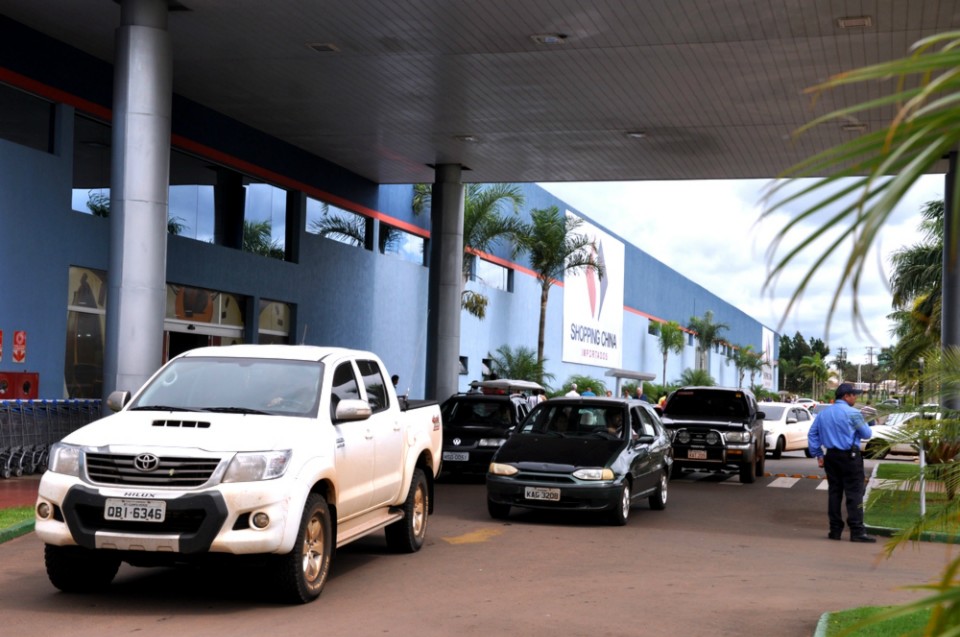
top-left (762, 402), bottom-right (814, 459)
top-left (861, 410), bottom-right (941, 458)
top-left (795, 398), bottom-right (817, 410)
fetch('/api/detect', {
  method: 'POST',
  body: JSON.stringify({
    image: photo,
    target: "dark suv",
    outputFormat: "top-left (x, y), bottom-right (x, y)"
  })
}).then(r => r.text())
top-left (660, 386), bottom-right (766, 483)
top-left (439, 390), bottom-right (533, 477)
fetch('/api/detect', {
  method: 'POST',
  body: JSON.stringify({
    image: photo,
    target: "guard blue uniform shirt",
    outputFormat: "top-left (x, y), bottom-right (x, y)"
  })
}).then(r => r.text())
top-left (807, 401), bottom-right (872, 457)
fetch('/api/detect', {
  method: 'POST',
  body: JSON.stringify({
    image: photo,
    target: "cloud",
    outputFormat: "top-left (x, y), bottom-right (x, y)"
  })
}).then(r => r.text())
top-left (539, 175), bottom-right (943, 364)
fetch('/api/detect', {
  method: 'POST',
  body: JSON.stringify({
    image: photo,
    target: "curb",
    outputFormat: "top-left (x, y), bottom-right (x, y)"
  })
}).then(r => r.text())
top-left (813, 612), bottom-right (831, 637)
top-left (0, 519), bottom-right (34, 544)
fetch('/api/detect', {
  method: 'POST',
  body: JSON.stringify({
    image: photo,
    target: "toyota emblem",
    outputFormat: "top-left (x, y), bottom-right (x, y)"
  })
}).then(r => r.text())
top-left (453, 438), bottom-right (462, 446)
top-left (133, 453), bottom-right (160, 472)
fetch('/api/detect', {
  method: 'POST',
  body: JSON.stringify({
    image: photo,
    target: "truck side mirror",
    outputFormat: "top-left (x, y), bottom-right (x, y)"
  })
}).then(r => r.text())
top-left (335, 399), bottom-right (372, 422)
top-left (106, 390), bottom-right (131, 412)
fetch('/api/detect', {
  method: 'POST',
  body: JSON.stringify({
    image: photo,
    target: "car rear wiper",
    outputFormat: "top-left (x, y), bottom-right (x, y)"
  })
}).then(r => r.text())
top-left (128, 405), bottom-right (200, 412)
top-left (202, 406), bottom-right (270, 415)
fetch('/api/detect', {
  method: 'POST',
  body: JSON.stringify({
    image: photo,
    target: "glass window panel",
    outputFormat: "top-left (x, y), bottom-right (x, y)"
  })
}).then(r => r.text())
top-left (474, 258), bottom-right (511, 291)
top-left (165, 284), bottom-right (245, 328)
top-left (64, 267), bottom-right (108, 399)
top-left (169, 150), bottom-right (218, 242)
top-left (243, 181), bottom-right (287, 259)
top-left (72, 115), bottom-right (111, 215)
top-left (305, 197), bottom-right (368, 248)
top-left (0, 82), bottom-right (54, 153)
top-left (259, 299), bottom-right (290, 343)
top-left (379, 222), bottom-right (426, 265)
top-left (357, 359), bottom-right (389, 413)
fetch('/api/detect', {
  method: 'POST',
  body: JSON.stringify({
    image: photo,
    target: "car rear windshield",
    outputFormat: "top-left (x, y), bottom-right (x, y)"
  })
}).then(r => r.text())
top-left (442, 399), bottom-right (514, 426)
top-left (665, 390), bottom-right (749, 419)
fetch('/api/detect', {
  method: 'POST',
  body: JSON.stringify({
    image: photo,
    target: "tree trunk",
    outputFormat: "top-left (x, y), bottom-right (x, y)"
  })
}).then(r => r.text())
top-left (537, 284), bottom-right (550, 365)
top-left (662, 352), bottom-right (668, 390)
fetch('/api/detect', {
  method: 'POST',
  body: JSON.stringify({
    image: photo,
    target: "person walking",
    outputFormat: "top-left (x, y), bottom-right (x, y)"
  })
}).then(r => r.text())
top-left (807, 383), bottom-right (876, 543)
top-left (565, 383), bottom-right (580, 397)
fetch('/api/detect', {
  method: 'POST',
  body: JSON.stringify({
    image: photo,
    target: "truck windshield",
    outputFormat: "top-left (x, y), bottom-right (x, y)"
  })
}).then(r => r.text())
top-left (130, 357), bottom-right (323, 418)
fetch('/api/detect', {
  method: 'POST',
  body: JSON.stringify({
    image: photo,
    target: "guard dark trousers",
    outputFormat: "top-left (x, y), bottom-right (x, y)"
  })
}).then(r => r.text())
top-left (824, 448), bottom-right (866, 535)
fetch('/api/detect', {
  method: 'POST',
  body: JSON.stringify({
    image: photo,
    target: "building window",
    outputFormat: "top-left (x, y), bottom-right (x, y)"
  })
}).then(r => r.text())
top-left (72, 115), bottom-right (111, 215)
top-left (306, 197), bottom-right (371, 248)
top-left (474, 258), bottom-right (512, 292)
top-left (459, 356), bottom-right (469, 375)
top-left (168, 149), bottom-right (217, 241)
top-left (0, 82), bottom-right (54, 153)
top-left (259, 300), bottom-right (290, 344)
top-left (648, 321), bottom-right (660, 336)
top-left (244, 181), bottom-right (287, 259)
top-left (481, 357), bottom-right (495, 380)
top-left (64, 267), bottom-right (107, 399)
top-left (380, 221), bottom-right (426, 265)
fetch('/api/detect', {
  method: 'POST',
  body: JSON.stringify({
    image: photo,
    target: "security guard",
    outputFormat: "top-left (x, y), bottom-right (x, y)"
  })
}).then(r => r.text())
top-left (807, 383), bottom-right (876, 543)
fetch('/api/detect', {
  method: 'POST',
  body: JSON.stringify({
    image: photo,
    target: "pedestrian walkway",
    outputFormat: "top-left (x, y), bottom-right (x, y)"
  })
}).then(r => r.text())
top-left (0, 475), bottom-right (40, 508)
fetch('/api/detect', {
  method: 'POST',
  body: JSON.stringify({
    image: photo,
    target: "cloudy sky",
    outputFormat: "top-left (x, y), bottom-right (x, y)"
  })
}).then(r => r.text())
top-left (540, 175), bottom-right (945, 367)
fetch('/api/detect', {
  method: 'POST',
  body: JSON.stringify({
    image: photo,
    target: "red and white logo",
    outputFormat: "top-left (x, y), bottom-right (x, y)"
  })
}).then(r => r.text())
top-left (12, 330), bottom-right (26, 363)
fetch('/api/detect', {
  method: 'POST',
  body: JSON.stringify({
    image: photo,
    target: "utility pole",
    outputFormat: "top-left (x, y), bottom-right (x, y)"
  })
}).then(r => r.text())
top-left (865, 347), bottom-right (875, 401)
top-left (836, 347), bottom-right (847, 383)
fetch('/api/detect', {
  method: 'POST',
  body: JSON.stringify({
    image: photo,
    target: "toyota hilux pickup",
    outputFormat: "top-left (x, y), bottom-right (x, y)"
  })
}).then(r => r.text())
top-left (660, 386), bottom-right (766, 483)
top-left (34, 345), bottom-right (442, 603)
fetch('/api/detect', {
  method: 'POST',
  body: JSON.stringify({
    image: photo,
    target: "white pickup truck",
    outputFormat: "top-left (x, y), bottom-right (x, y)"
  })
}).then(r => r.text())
top-left (34, 345), bottom-right (442, 603)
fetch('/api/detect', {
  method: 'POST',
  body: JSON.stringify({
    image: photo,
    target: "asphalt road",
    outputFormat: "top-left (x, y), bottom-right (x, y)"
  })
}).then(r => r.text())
top-left (1, 460), bottom-right (952, 637)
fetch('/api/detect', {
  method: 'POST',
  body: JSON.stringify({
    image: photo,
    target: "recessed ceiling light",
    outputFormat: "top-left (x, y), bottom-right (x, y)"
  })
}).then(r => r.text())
top-left (454, 135), bottom-right (479, 143)
top-left (625, 131), bottom-right (647, 139)
top-left (530, 33), bottom-right (568, 45)
top-left (836, 16), bottom-right (873, 29)
top-left (306, 42), bottom-right (340, 53)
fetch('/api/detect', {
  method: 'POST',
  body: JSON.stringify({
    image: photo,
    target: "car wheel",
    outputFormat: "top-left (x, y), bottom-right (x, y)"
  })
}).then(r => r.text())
top-left (274, 493), bottom-right (332, 604)
top-left (739, 459), bottom-right (757, 484)
top-left (609, 481), bottom-right (631, 526)
top-left (487, 498), bottom-right (511, 520)
top-left (385, 468), bottom-right (429, 553)
top-left (755, 442), bottom-right (766, 477)
top-left (648, 470), bottom-right (668, 510)
top-left (771, 436), bottom-right (784, 460)
top-left (44, 545), bottom-right (120, 593)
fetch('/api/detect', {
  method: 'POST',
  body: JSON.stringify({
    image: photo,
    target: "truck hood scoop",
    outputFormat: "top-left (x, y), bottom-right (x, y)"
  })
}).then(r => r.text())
top-left (152, 419), bottom-right (212, 429)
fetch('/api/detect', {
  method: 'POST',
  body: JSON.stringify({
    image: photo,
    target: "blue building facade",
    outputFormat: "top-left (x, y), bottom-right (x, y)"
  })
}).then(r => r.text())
top-left (0, 16), bottom-right (777, 401)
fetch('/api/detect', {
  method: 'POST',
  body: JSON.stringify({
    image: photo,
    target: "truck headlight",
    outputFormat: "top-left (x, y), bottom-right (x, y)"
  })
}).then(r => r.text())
top-left (724, 431), bottom-right (752, 443)
top-left (223, 450), bottom-right (292, 482)
top-left (572, 467), bottom-right (615, 481)
top-left (47, 443), bottom-right (82, 477)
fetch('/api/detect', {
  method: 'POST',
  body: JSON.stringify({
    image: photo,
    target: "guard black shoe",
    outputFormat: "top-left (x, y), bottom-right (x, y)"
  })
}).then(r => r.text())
top-left (850, 534), bottom-right (877, 543)
top-left (827, 533), bottom-right (841, 541)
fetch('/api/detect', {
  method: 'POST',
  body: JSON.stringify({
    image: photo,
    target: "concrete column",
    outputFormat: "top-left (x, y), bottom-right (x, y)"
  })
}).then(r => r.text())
top-left (425, 165), bottom-right (464, 401)
top-left (943, 152), bottom-right (959, 409)
top-left (103, 0), bottom-right (172, 396)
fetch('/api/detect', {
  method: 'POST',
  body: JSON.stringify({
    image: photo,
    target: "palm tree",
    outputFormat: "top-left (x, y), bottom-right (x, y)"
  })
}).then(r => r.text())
top-left (677, 368), bottom-right (715, 387)
top-left (797, 353), bottom-right (832, 401)
top-left (518, 206), bottom-right (604, 367)
top-left (729, 344), bottom-right (762, 389)
top-left (688, 310), bottom-right (728, 372)
top-left (656, 321), bottom-right (685, 389)
top-left (413, 183), bottom-right (526, 319)
top-left (487, 344), bottom-right (554, 385)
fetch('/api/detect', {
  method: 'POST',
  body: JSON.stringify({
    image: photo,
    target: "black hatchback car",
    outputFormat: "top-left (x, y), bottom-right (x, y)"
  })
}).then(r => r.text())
top-left (486, 398), bottom-right (672, 525)
top-left (439, 390), bottom-right (533, 477)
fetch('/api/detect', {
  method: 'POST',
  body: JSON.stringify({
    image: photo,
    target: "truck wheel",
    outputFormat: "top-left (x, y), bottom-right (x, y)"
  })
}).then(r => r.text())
top-left (608, 481), bottom-right (631, 526)
top-left (648, 470), bottom-right (668, 510)
top-left (275, 493), bottom-right (332, 603)
top-left (739, 460), bottom-right (757, 484)
top-left (755, 444), bottom-right (766, 477)
top-left (44, 545), bottom-right (120, 592)
top-left (771, 437), bottom-right (784, 460)
top-left (487, 498), bottom-right (511, 520)
top-left (385, 468), bottom-right (428, 553)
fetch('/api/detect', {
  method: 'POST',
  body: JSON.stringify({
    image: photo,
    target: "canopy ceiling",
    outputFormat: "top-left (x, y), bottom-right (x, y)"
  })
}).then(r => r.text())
top-left (4, 1), bottom-right (956, 184)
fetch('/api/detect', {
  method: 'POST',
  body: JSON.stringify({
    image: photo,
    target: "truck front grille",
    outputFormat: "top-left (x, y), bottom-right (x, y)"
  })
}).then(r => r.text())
top-left (85, 453), bottom-right (221, 487)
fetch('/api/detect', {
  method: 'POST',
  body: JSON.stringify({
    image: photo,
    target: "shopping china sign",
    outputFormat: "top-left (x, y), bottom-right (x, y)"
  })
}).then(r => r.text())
top-left (562, 213), bottom-right (624, 368)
